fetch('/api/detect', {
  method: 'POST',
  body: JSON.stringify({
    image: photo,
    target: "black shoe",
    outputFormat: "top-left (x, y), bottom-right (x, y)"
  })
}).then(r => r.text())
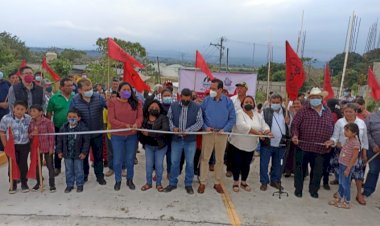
top-left (294, 191), bottom-right (302, 198)
top-left (114, 182), bottom-right (121, 191)
top-left (97, 177), bottom-right (107, 185)
top-left (126, 179), bottom-right (135, 190)
top-left (8, 184), bottom-right (17, 194)
top-left (54, 168), bottom-right (61, 177)
top-left (64, 186), bottom-right (73, 193)
top-left (50, 186), bottom-right (56, 193)
top-left (270, 182), bottom-right (284, 190)
top-left (323, 184), bottom-right (331, 190)
top-left (77, 186), bottom-right (83, 193)
top-left (32, 183), bottom-right (40, 192)
top-left (84, 175), bottom-right (88, 183)
top-left (310, 192), bottom-right (319, 199)
top-left (185, 186), bottom-right (194, 195)
top-left (163, 185), bottom-right (177, 193)
top-left (21, 184), bottom-right (30, 193)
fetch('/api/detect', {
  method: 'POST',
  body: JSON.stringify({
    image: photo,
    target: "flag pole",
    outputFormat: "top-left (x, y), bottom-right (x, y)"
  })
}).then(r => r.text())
top-left (266, 43), bottom-right (272, 101)
top-left (107, 56), bottom-right (110, 91)
top-left (339, 11), bottom-right (355, 98)
top-left (194, 69), bottom-right (197, 91)
top-left (37, 147), bottom-right (43, 192)
top-left (9, 156), bottom-right (13, 191)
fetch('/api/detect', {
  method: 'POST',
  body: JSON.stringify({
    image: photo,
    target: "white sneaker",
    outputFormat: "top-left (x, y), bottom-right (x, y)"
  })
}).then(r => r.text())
top-left (105, 169), bottom-right (114, 177)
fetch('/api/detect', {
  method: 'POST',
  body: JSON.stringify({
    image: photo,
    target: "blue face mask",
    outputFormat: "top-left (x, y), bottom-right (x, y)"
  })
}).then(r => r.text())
top-left (0, 71), bottom-right (3, 80)
top-left (310, 98), bottom-right (322, 107)
top-left (163, 97), bottom-right (173, 105)
top-left (83, 90), bottom-right (93, 98)
top-left (68, 118), bottom-right (78, 125)
top-left (343, 91), bottom-right (350, 97)
top-left (271, 104), bottom-right (281, 111)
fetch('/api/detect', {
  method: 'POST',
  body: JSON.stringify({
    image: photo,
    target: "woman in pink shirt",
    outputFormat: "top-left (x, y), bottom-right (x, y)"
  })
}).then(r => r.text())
top-left (108, 82), bottom-right (143, 191)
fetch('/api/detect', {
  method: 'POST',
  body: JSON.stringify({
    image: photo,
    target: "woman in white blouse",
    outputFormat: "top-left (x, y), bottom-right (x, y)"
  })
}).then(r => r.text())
top-left (228, 96), bottom-right (271, 192)
top-left (325, 103), bottom-right (368, 205)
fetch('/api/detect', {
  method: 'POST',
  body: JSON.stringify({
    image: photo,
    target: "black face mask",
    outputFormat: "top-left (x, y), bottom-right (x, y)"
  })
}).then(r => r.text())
top-left (357, 108), bottom-right (363, 113)
top-left (244, 104), bottom-right (254, 111)
top-left (181, 100), bottom-right (191, 106)
top-left (149, 109), bottom-right (160, 116)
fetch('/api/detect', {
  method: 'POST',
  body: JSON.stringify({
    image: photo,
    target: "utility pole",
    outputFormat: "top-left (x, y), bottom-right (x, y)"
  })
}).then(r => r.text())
top-left (226, 48), bottom-right (229, 71)
top-left (156, 56), bottom-right (161, 84)
top-left (210, 36), bottom-right (225, 72)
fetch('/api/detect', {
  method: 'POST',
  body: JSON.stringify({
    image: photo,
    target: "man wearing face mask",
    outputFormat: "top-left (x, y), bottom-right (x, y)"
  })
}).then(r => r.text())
top-left (8, 66), bottom-right (46, 111)
top-left (69, 78), bottom-right (107, 185)
top-left (341, 88), bottom-right (355, 102)
top-left (259, 93), bottom-right (289, 191)
top-left (291, 87), bottom-right (334, 198)
top-left (198, 79), bottom-right (236, 194)
top-left (164, 88), bottom-right (204, 194)
top-left (34, 72), bottom-right (44, 87)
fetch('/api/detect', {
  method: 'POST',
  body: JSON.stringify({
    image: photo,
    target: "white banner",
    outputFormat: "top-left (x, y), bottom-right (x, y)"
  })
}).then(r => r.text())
top-left (179, 69), bottom-right (257, 97)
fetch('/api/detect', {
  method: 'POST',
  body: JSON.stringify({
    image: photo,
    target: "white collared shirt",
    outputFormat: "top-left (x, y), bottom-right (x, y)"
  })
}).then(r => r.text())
top-left (270, 108), bottom-right (286, 147)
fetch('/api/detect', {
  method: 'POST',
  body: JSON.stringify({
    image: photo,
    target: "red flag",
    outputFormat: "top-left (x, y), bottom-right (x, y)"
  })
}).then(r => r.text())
top-left (323, 64), bottom-right (335, 100)
top-left (123, 62), bottom-right (151, 92)
top-left (285, 41), bottom-right (305, 101)
top-left (368, 67), bottom-right (380, 101)
top-left (27, 136), bottom-right (39, 180)
top-left (41, 57), bottom-right (61, 81)
top-left (4, 128), bottom-right (20, 180)
top-left (108, 38), bottom-right (144, 69)
top-left (16, 59), bottom-right (27, 76)
top-left (195, 50), bottom-right (215, 80)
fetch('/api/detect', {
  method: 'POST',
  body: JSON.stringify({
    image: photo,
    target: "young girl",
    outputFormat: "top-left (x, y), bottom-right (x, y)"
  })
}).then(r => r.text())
top-left (329, 123), bottom-right (360, 209)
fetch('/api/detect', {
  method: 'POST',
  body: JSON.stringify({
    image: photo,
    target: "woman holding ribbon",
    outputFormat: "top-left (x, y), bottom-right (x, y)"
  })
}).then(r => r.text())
top-left (108, 82), bottom-right (143, 191)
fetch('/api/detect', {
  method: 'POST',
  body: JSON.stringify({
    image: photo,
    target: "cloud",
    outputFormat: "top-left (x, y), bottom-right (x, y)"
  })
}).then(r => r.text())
top-left (46, 20), bottom-right (102, 32)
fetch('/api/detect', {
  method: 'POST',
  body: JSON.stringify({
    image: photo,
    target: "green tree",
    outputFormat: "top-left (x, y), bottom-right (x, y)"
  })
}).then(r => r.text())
top-left (257, 62), bottom-right (285, 80)
top-left (328, 52), bottom-right (363, 76)
top-left (363, 48), bottom-right (380, 63)
top-left (49, 58), bottom-right (72, 78)
top-left (0, 31), bottom-right (31, 68)
top-left (60, 49), bottom-right (86, 63)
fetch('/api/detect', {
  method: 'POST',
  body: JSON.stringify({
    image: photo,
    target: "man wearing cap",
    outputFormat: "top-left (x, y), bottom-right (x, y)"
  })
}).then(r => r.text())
top-left (341, 88), bottom-right (355, 102)
top-left (225, 82), bottom-right (249, 177)
top-left (164, 88), bottom-right (204, 194)
top-left (291, 87), bottom-right (334, 198)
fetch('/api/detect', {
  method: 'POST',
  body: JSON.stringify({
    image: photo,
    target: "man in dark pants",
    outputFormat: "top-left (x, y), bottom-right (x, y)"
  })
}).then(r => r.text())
top-left (47, 78), bottom-right (74, 176)
top-left (291, 87), bottom-right (334, 199)
top-left (0, 71), bottom-right (11, 152)
top-left (69, 78), bottom-right (107, 185)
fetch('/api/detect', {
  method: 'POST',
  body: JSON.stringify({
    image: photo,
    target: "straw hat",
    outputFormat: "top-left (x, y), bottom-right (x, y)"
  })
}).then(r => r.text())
top-left (308, 87), bottom-right (328, 98)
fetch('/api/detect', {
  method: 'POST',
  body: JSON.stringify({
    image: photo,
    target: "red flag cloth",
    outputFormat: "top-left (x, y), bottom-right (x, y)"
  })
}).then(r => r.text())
top-left (123, 62), bottom-right (151, 92)
top-left (368, 67), bottom-right (380, 101)
top-left (285, 41), bottom-right (305, 101)
top-left (4, 128), bottom-right (20, 180)
top-left (41, 57), bottom-right (61, 81)
top-left (323, 64), bottom-right (335, 100)
top-left (108, 38), bottom-right (144, 69)
top-left (27, 136), bottom-right (39, 180)
top-left (195, 50), bottom-right (215, 80)
top-left (15, 59), bottom-right (27, 76)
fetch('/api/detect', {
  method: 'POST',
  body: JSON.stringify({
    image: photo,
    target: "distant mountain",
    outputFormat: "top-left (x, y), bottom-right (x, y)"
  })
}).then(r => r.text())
top-left (28, 47), bottom-right (102, 58)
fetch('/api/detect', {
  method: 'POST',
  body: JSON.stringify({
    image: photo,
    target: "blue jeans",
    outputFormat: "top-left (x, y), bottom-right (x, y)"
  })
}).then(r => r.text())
top-left (169, 140), bottom-right (196, 187)
top-left (65, 158), bottom-right (84, 187)
top-left (363, 148), bottom-right (380, 196)
top-left (338, 164), bottom-right (353, 202)
top-left (260, 146), bottom-right (285, 185)
top-left (145, 145), bottom-right (167, 186)
top-left (107, 136), bottom-right (126, 170)
top-left (111, 134), bottom-right (137, 182)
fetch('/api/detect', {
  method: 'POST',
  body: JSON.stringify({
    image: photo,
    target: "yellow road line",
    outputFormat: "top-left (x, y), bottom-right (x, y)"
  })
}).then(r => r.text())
top-left (220, 183), bottom-right (242, 226)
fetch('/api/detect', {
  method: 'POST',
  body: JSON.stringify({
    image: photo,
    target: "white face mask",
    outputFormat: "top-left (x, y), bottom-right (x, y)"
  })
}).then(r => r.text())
top-left (210, 90), bottom-right (217, 98)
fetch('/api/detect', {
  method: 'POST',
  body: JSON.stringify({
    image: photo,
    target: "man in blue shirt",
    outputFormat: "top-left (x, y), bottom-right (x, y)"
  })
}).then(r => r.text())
top-left (198, 79), bottom-right (236, 194)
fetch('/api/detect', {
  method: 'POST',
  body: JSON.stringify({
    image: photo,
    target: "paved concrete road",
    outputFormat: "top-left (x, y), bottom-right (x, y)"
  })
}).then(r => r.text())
top-left (1, 148), bottom-right (379, 226)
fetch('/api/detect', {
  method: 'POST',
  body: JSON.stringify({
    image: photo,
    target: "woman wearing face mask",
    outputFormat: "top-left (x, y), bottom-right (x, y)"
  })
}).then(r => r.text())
top-left (228, 96), bottom-right (271, 192)
top-left (138, 100), bottom-right (169, 192)
top-left (108, 82), bottom-right (143, 191)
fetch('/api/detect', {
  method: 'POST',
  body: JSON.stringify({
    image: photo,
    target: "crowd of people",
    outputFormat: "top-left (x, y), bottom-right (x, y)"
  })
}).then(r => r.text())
top-left (0, 67), bottom-right (379, 210)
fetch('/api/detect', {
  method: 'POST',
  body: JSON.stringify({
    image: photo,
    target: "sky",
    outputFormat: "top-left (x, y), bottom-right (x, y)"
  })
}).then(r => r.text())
top-left (1, 0), bottom-right (380, 65)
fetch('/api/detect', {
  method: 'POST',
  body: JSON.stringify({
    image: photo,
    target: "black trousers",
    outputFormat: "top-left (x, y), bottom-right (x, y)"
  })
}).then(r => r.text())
top-left (230, 143), bottom-right (254, 182)
top-left (83, 135), bottom-right (104, 178)
top-left (36, 153), bottom-right (55, 186)
top-left (225, 142), bottom-right (234, 172)
top-left (11, 143), bottom-right (30, 185)
top-left (294, 147), bottom-right (324, 194)
top-left (322, 150), bottom-right (333, 185)
top-left (54, 127), bottom-right (62, 170)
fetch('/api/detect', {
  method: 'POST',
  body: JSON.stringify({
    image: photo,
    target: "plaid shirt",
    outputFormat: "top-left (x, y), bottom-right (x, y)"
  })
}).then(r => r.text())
top-left (28, 117), bottom-right (55, 153)
top-left (291, 104), bottom-right (334, 154)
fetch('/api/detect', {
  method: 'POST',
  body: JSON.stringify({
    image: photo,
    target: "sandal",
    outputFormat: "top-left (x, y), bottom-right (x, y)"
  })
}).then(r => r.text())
top-left (328, 198), bottom-right (341, 206)
top-left (356, 196), bottom-right (366, 205)
top-left (337, 201), bottom-right (351, 209)
top-left (141, 184), bottom-right (152, 191)
top-left (333, 192), bottom-right (339, 199)
top-left (240, 183), bottom-right (252, 192)
top-left (232, 184), bottom-right (239, 192)
top-left (156, 185), bottom-right (164, 192)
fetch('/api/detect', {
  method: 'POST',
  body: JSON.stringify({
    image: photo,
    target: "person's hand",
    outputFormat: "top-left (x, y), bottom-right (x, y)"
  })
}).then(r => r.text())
top-left (373, 146), bottom-right (380, 153)
top-left (79, 153), bottom-right (86, 160)
top-left (31, 127), bottom-right (38, 136)
top-left (285, 115), bottom-right (290, 125)
top-left (142, 131), bottom-right (149, 136)
top-left (249, 129), bottom-right (258, 135)
top-left (217, 129), bottom-right (224, 134)
top-left (292, 136), bottom-right (299, 145)
top-left (205, 128), bottom-right (213, 132)
top-left (324, 140), bottom-right (334, 148)
top-left (344, 168), bottom-right (351, 177)
top-left (336, 142), bottom-right (342, 149)
top-left (49, 150), bottom-right (54, 156)
top-left (131, 124), bottom-right (137, 130)
top-left (0, 102), bottom-right (7, 109)
top-left (58, 153), bottom-right (63, 159)
top-left (124, 124), bottom-right (131, 128)
top-left (173, 128), bottom-right (180, 133)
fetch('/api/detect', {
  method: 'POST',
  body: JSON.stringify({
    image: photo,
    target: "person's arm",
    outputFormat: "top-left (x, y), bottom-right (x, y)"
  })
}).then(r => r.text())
top-left (135, 101), bottom-right (143, 128)
top-left (148, 115), bottom-right (169, 138)
top-left (185, 108), bottom-right (204, 132)
top-left (107, 100), bottom-right (129, 128)
top-left (7, 86), bottom-right (15, 111)
top-left (361, 122), bottom-right (369, 151)
top-left (222, 99), bottom-right (236, 132)
top-left (201, 99), bottom-right (211, 131)
top-left (167, 106), bottom-right (175, 131)
top-left (81, 127), bottom-right (91, 156)
top-left (329, 120), bottom-right (341, 146)
top-left (291, 109), bottom-right (303, 144)
top-left (234, 111), bottom-right (250, 134)
top-left (365, 115), bottom-right (379, 151)
top-left (0, 131), bottom-right (6, 147)
top-left (46, 97), bottom-right (54, 120)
